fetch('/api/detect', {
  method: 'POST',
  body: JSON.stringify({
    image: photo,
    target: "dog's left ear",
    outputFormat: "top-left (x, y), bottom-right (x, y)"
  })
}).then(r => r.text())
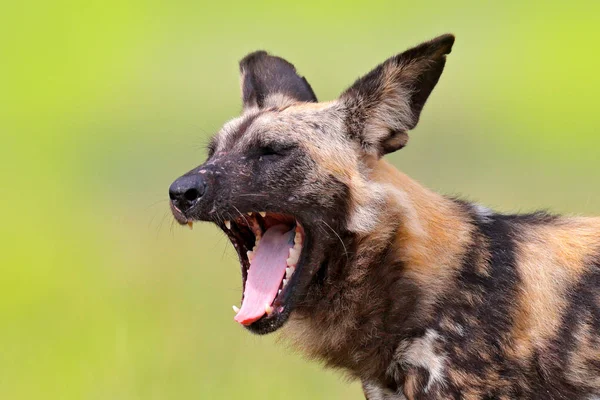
top-left (340, 34), bottom-right (455, 156)
top-left (239, 51), bottom-right (317, 110)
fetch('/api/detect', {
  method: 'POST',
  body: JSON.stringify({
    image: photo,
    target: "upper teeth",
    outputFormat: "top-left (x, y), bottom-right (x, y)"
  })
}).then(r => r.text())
top-left (224, 220), bottom-right (231, 230)
top-left (259, 212), bottom-right (266, 217)
top-left (286, 246), bottom-right (301, 267)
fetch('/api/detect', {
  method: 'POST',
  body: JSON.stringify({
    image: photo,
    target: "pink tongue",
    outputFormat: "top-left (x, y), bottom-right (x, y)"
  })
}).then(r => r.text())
top-left (234, 224), bottom-right (294, 325)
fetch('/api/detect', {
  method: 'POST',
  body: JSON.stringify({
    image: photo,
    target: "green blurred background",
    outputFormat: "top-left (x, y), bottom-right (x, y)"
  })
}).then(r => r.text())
top-left (1, 0), bottom-right (599, 398)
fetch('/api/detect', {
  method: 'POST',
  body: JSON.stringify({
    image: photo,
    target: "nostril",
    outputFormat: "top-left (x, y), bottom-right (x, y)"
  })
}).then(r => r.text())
top-left (169, 173), bottom-right (207, 210)
top-left (184, 188), bottom-right (201, 202)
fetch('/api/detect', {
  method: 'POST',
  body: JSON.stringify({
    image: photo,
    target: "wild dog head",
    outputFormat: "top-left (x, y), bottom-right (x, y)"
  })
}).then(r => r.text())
top-left (169, 34), bottom-right (455, 334)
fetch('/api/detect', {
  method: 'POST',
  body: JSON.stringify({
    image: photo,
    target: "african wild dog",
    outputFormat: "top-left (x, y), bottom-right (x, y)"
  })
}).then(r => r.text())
top-left (169, 34), bottom-right (600, 399)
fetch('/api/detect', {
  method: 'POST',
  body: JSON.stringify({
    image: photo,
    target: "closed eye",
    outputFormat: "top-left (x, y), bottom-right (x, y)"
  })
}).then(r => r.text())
top-left (258, 144), bottom-right (295, 159)
top-left (260, 146), bottom-right (281, 157)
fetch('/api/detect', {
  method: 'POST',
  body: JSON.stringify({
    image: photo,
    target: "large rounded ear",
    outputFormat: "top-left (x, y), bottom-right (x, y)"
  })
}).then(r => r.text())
top-left (239, 51), bottom-right (317, 110)
top-left (340, 34), bottom-right (455, 157)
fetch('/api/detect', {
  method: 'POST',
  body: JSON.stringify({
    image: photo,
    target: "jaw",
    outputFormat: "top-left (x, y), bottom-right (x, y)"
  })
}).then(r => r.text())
top-left (216, 211), bottom-right (315, 334)
top-left (171, 193), bottom-right (341, 334)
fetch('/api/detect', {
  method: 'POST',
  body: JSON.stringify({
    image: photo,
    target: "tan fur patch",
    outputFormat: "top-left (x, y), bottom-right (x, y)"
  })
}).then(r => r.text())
top-left (370, 160), bottom-right (474, 313)
top-left (510, 218), bottom-right (600, 359)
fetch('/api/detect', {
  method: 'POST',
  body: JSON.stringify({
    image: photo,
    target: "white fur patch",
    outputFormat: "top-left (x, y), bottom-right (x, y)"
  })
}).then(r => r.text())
top-left (402, 329), bottom-right (447, 393)
top-left (346, 181), bottom-right (425, 238)
top-left (363, 382), bottom-right (406, 400)
top-left (346, 181), bottom-right (386, 234)
top-left (385, 184), bottom-right (426, 239)
top-left (473, 203), bottom-right (494, 223)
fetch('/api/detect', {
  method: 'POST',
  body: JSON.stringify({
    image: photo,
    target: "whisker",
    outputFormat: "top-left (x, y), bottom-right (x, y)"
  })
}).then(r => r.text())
top-left (145, 198), bottom-right (169, 210)
top-left (321, 220), bottom-right (349, 260)
top-left (215, 210), bottom-right (224, 225)
top-left (148, 210), bottom-right (159, 231)
top-left (156, 211), bottom-right (169, 238)
top-left (222, 241), bottom-right (230, 262)
top-left (232, 205), bottom-right (250, 226)
top-left (237, 193), bottom-right (269, 198)
top-left (169, 218), bottom-right (176, 237)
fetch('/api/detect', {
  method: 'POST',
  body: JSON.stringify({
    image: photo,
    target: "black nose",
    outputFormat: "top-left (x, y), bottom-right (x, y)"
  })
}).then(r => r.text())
top-left (169, 174), bottom-right (206, 212)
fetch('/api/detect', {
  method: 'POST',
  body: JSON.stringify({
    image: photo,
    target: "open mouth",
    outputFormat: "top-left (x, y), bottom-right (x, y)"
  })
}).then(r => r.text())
top-left (217, 212), bottom-right (305, 327)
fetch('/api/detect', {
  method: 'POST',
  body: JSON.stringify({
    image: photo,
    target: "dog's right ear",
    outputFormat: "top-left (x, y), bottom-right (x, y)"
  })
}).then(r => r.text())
top-left (239, 51), bottom-right (317, 110)
top-left (340, 34), bottom-right (455, 157)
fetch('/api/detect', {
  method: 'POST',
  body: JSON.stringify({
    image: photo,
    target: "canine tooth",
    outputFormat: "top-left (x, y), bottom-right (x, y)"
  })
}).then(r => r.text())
top-left (247, 250), bottom-right (254, 260)
top-left (187, 221), bottom-right (194, 230)
top-left (265, 304), bottom-right (273, 315)
top-left (259, 212), bottom-right (266, 217)
top-left (232, 305), bottom-right (240, 313)
top-left (247, 212), bottom-right (252, 216)
top-left (224, 220), bottom-right (231, 230)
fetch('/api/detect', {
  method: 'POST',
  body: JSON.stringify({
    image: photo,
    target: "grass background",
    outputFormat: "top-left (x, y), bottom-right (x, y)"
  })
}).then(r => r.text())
top-left (1, 0), bottom-right (599, 398)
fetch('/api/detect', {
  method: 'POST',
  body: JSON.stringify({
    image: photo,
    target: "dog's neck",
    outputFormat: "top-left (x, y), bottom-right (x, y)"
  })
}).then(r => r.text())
top-left (370, 160), bottom-right (474, 310)
top-left (284, 159), bottom-right (473, 383)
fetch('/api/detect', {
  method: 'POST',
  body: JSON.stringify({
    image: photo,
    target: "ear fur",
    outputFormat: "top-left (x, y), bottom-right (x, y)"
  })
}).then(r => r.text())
top-left (239, 51), bottom-right (317, 109)
top-left (340, 34), bottom-right (455, 156)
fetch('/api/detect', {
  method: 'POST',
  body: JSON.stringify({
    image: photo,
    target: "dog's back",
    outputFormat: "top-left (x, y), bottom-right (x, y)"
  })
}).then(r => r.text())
top-left (392, 200), bottom-right (600, 399)
top-left (282, 159), bottom-right (600, 399)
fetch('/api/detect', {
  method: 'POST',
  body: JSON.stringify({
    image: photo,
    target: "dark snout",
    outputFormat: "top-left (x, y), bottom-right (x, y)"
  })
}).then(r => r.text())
top-left (169, 173), bottom-right (207, 221)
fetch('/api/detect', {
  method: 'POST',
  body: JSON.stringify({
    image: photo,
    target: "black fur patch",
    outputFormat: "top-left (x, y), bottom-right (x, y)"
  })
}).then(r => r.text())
top-left (541, 263), bottom-right (600, 399)
top-left (341, 34), bottom-right (454, 155)
top-left (398, 34), bottom-right (455, 128)
top-left (239, 51), bottom-right (317, 108)
top-left (424, 207), bottom-right (523, 396)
